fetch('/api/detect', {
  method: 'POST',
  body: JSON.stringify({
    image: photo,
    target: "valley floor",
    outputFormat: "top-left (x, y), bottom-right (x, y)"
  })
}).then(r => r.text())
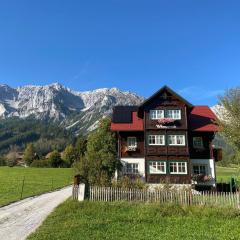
top-left (28, 200), bottom-right (240, 240)
top-left (0, 167), bottom-right (73, 206)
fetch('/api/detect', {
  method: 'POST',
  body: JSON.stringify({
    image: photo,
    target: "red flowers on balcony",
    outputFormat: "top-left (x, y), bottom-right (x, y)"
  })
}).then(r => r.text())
top-left (191, 174), bottom-right (214, 183)
top-left (157, 118), bottom-right (175, 124)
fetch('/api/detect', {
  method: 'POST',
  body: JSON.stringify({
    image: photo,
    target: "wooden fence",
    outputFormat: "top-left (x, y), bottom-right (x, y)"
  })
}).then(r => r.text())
top-left (89, 186), bottom-right (240, 208)
top-left (72, 185), bottom-right (79, 200)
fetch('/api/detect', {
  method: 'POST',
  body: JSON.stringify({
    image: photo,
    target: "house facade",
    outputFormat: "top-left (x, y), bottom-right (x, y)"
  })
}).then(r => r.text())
top-left (111, 86), bottom-right (221, 188)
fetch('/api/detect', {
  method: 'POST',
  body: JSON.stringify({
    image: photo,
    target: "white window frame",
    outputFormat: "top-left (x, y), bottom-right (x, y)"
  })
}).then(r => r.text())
top-left (193, 137), bottom-right (204, 149)
top-left (169, 162), bottom-right (188, 175)
top-left (148, 135), bottom-right (165, 145)
top-left (149, 110), bottom-right (164, 120)
top-left (127, 137), bottom-right (137, 148)
top-left (125, 163), bottom-right (139, 174)
top-left (168, 135), bottom-right (185, 146)
top-left (149, 161), bottom-right (166, 174)
top-left (192, 165), bottom-right (207, 175)
top-left (166, 109), bottom-right (181, 119)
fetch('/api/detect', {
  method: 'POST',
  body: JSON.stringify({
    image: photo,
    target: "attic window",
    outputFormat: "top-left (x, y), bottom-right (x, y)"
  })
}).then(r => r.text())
top-left (162, 92), bottom-right (167, 99)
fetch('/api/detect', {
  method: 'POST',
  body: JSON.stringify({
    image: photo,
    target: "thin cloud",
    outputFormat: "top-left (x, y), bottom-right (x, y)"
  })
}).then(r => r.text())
top-left (72, 60), bottom-right (91, 80)
top-left (178, 86), bottom-right (224, 103)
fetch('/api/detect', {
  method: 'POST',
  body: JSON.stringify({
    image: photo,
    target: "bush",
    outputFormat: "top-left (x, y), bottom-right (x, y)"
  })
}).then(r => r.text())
top-left (0, 156), bottom-right (6, 166)
top-left (30, 159), bottom-right (52, 168)
top-left (48, 150), bottom-right (62, 167)
top-left (59, 159), bottom-right (71, 168)
top-left (112, 175), bottom-right (147, 189)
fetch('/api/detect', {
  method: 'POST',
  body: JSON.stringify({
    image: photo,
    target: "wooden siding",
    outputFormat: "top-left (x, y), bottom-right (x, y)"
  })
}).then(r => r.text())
top-left (143, 92), bottom-right (188, 130)
top-left (145, 157), bottom-right (191, 184)
top-left (146, 175), bottom-right (191, 184)
top-left (189, 132), bottom-right (214, 159)
top-left (145, 130), bottom-right (189, 156)
top-left (119, 131), bottom-right (144, 158)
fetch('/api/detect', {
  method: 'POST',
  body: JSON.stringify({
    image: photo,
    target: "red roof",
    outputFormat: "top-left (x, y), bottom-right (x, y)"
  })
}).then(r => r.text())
top-left (189, 106), bottom-right (219, 132)
top-left (111, 112), bottom-right (144, 131)
top-left (111, 106), bottom-right (218, 132)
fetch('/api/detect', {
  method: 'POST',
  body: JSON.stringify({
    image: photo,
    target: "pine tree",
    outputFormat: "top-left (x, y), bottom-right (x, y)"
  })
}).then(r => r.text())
top-left (24, 143), bottom-right (35, 166)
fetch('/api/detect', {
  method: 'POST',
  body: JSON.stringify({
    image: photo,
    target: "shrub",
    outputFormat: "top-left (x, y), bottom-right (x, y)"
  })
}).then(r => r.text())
top-left (48, 150), bottom-right (62, 167)
top-left (59, 159), bottom-right (71, 168)
top-left (0, 156), bottom-right (6, 166)
top-left (30, 159), bottom-right (52, 168)
top-left (112, 175), bottom-right (147, 189)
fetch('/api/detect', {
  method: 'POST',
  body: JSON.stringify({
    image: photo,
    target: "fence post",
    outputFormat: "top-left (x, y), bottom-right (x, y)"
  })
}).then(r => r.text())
top-left (51, 178), bottom-right (54, 191)
top-left (20, 176), bottom-right (25, 200)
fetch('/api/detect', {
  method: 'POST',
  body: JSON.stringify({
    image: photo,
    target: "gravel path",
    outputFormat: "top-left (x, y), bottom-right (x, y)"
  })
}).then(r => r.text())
top-left (0, 186), bottom-right (72, 240)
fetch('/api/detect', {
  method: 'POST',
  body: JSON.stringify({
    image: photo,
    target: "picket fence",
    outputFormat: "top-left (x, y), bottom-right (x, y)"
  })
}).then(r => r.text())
top-left (89, 186), bottom-right (240, 208)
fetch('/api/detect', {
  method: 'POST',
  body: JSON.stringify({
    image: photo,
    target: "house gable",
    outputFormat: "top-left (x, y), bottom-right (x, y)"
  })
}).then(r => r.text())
top-left (138, 85), bottom-right (193, 118)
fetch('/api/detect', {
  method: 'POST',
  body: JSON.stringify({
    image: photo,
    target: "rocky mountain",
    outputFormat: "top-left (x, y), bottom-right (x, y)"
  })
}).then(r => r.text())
top-left (0, 83), bottom-right (144, 134)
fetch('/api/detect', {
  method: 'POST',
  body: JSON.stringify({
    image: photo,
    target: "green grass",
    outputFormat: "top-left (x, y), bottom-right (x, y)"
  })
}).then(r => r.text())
top-left (0, 167), bottom-right (73, 206)
top-left (216, 166), bottom-right (240, 182)
top-left (28, 200), bottom-right (240, 240)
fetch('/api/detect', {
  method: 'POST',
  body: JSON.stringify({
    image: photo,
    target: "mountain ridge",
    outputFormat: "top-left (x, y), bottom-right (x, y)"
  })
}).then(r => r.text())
top-left (0, 83), bottom-right (144, 134)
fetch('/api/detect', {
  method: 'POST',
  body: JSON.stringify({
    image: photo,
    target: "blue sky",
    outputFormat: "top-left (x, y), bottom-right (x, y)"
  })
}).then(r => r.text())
top-left (0, 0), bottom-right (240, 105)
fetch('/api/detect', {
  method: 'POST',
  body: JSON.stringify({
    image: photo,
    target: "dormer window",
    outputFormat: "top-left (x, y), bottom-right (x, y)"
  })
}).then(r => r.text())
top-left (193, 137), bottom-right (204, 149)
top-left (166, 110), bottom-right (181, 119)
top-left (149, 110), bottom-right (164, 120)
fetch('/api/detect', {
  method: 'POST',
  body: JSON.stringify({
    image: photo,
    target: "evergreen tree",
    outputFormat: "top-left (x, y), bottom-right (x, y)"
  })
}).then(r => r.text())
top-left (24, 143), bottom-right (36, 166)
top-left (48, 150), bottom-right (62, 168)
top-left (82, 117), bottom-right (121, 185)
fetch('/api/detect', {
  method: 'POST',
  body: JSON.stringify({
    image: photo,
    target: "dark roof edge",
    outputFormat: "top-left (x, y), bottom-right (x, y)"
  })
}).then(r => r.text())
top-left (139, 85), bottom-right (193, 109)
top-left (112, 105), bottom-right (139, 111)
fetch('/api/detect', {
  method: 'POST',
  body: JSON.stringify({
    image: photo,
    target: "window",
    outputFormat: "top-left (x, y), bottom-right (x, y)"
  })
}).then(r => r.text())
top-left (169, 162), bottom-right (187, 174)
top-left (127, 137), bottom-right (137, 147)
top-left (168, 135), bottom-right (185, 146)
top-left (126, 163), bottom-right (139, 174)
top-left (166, 110), bottom-right (181, 119)
top-left (148, 135), bottom-right (165, 145)
top-left (193, 165), bottom-right (207, 175)
top-left (149, 110), bottom-right (164, 120)
top-left (149, 161), bottom-right (166, 174)
top-left (193, 137), bottom-right (204, 149)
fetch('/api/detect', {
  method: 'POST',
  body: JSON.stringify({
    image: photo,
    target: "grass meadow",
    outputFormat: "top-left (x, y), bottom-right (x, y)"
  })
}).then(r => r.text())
top-left (216, 166), bottom-right (240, 182)
top-left (28, 200), bottom-right (240, 240)
top-left (0, 167), bottom-right (73, 206)
top-left (0, 166), bottom-right (239, 207)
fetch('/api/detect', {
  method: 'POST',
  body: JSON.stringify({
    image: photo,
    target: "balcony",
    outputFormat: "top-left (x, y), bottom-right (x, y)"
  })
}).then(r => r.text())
top-left (191, 174), bottom-right (215, 186)
top-left (127, 146), bottom-right (137, 152)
